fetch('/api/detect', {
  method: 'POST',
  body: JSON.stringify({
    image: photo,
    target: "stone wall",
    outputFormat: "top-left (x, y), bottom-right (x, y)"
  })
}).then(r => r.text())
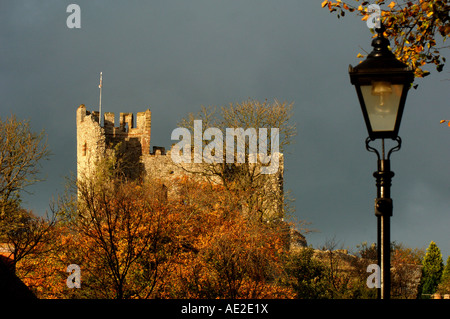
top-left (76, 105), bottom-right (285, 219)
top-left (76, 105), bottom-right (106, 181)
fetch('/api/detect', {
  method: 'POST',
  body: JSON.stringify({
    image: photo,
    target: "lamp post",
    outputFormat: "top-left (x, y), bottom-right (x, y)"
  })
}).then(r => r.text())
top-left (349, 24), bottom-right (414, 299)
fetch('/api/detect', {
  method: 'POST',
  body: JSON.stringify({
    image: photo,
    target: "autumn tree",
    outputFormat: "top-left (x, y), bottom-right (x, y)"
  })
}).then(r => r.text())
top-left (13, 221), bottom-right (67, 298)
top-left (175, 99), bottom-right (296, 222)
top-left (390, 242), bottom-right (424, 298)
top-left (437, 255), bottom-right (450, 294)
top-left (418, 241), bottom-right (444, 297)
top-left (2, 209), bottom-right (57, 269)
top-left (311, 240), bottom-right (375, 299)
top-left (352, 242), bottom-right (424, 299)
top-left (285, 241), bottom-right (377, 299)
top-left (284, 247), bottom-right (330, 299)
top-left (12, 103), bottom-right (298, 299)
top-left (322, 0), bottom-right (449, 79)
top-left (35, 150), bottom-right (294, 299)
top-left (0, 115), bottom-right (50, 217)
top-left (0, 115), bottom-right (57, 286)
top-left (157, 176), bottom-right (294, 299)
top-left (58, 162), bottom-right (176, 299)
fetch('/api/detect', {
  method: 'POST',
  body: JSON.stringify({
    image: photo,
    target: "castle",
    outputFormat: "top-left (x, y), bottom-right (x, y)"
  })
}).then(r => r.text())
top-left (76, 104), bottom-right (191, 182)
top-left (76, 104), bottom-right (285, 219)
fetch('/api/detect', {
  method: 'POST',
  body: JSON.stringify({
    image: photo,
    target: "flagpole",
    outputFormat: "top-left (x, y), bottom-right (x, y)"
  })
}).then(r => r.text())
top-left (98, 72), bottom-right (103, 125)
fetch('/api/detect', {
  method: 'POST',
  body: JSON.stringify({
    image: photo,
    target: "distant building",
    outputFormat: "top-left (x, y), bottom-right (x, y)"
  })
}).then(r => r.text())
top-left (76, 104), bottom-right (286, 220)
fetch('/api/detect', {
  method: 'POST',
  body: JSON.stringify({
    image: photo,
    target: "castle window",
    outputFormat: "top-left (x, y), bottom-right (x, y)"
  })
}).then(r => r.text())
top-left (82, 142), bottom-right (87, 156)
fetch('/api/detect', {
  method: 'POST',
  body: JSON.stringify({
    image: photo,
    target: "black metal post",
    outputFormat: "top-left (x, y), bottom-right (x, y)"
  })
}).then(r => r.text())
top-left (350, 21), bottom-right (412, 298)
top-left (373, 156), bottom-right (394, 299)
top-left (366, 137), bottom-right (401, 299)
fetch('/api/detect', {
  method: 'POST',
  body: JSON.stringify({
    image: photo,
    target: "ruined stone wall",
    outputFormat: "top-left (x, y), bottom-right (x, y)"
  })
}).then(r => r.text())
top-left (103, 109), bottom-right (151, 157)
top-left (77, 105), bottom-right (152, 180)
top-left (76, 105), bottom-right (106, 181)
top-left (76, 106), bottom-right (284, 219)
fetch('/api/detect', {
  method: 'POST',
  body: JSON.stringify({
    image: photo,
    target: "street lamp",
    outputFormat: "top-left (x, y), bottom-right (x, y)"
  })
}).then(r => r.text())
top-left (349, 24), bottom-right (414, 299)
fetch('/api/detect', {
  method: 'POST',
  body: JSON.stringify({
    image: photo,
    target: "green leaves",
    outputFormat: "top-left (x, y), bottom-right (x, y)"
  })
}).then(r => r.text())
top-left (418, 241), bottom-right (444, 297)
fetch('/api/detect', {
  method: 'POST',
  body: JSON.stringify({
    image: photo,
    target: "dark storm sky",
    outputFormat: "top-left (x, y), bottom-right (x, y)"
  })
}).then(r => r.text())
top-left (1, 1), bottom-right (449, 259)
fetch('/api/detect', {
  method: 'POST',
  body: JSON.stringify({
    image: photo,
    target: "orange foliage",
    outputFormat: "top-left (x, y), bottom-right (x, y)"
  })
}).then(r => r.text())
top-left (156, 176), bottom-right (294, 299)
top-left (322, 0), bottom-right (449, 79)
top-left (18, 175), bottom-right (294, 299)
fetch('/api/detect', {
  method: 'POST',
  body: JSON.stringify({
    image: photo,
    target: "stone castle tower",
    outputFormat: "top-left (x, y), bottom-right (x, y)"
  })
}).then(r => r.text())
top-left (77, 104), bottom-right (182, 182)
top-left (76, 104), bottom-right (285, 219)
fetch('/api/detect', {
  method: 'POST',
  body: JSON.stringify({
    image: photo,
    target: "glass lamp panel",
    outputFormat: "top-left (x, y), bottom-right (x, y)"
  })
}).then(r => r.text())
top-left (361, 83), bottom-right (403, 132)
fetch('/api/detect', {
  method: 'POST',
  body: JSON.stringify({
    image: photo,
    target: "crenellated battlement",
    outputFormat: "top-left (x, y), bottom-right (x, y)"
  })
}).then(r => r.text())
top-left (77, 104), bottom-right (151, 131)
top-left (103, 110), bottom-right (151, 135)
top-left (77, 105), bottom-right (151, 150)
top-left (77, 104), bottom-right (153, 180)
